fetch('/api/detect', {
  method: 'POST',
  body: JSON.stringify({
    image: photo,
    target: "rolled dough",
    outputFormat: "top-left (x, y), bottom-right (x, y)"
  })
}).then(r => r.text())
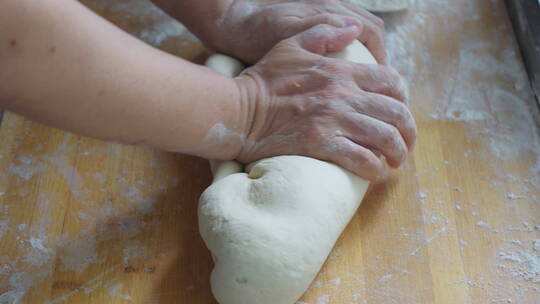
top-left (344, 0), bottom-right (409, 12)
top-left (200, 40), bottom-right (375, 304)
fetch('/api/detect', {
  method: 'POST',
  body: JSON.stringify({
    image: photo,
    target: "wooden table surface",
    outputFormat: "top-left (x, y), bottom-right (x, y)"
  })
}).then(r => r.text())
top-left (1, 0), bottom-right (539, 303)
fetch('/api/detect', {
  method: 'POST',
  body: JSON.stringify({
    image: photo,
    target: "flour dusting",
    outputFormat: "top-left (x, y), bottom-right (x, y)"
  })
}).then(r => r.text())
top-left (57, 235), bottom-right (101, 273)
top-left (385, 0), bottom-right (540, 186)
top-left (9, 156), bottom-right (47, 181)
top-left (476, 221), bottom-right (490, 228)
top-left (109, 283), bottom-right (133, 301)
top-left (122, 240), bottom-right (148, 266)
top-left (84, 0), bottom-right (198, 47)
top-left (317, 294), bottom-right (331, 304)
top-left (378, 274), bottom-right (393, 283)
top-left (0, 220), bottom-right (8, 240)
top-left (498, 242), bottom-right (540, 283)
top-left (533, 239), bottom-right (540, 252)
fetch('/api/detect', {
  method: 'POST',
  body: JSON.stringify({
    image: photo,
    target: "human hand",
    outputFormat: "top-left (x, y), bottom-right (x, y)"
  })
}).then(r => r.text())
top-left (233, 25), bottom-right (416, 181)
top-left (203, 0), bottom-right (386, 64)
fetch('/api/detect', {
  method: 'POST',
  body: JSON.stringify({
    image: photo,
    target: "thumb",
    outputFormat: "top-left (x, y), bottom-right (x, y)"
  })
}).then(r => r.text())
top-left (293, 24), bottom-right (360, 55)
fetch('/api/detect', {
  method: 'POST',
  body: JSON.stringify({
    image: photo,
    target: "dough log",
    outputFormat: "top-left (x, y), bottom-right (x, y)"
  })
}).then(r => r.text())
top-left (200, 40), bottom-right (375, 304)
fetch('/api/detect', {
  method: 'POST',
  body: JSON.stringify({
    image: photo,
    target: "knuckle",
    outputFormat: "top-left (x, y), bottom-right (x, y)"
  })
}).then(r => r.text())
top-left (365, 20), bottom-right (385, 38)
top-left (359, 152), bottom-right (382, 178)
top-left (374, 27), bottom-right (386, 43)
top-left (312, 23), bottom-right (334, 33)
top-left (379, 67), bottom-right (404, 96)
top-left (305, 120), bottom-right (326, 140)
top-left (362, 153), bottom-right (378, 169)
top-left (373, 15), bottom-right (385, 28)
top-left (407, 118), bottom-right (419, 143)
top-left (383, 126), bottom-right (402, 149)
top-left (278, 37), bottom-right (299, 50)
top-left (320, 59), bottom-right (350, 74)
top-left (393, 102), bottom-right (410, 126)
top-left (380, 65), bottom-right (401, 83)
top-left (318, 13), bottom-right (341, 25)
top-left (319, 84), bottom-right (350, 101)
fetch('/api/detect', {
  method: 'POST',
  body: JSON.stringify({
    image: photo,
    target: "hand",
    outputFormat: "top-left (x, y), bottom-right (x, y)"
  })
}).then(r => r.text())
top-left (205, 0), bottom-right (386, 64)
top-left (233, 25), bottom-right (416, 181)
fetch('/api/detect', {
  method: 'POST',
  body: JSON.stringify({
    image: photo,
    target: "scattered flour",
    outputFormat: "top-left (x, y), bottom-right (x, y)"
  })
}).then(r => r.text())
top-left (9, 156), bottom-right (47, 181)
top-left (476, 221), bottom-right (490, 228)
top-left (108, 283), bottom-right (133, 301)
top-left (378, 274), bottom-right (393, 283)
top-left (506, 193), bottom-right (527, 200)
top-left (328, 277), bottom-right (341, 286)
top-left (24, 237), bottom-right (54, 267)
top-left (57, 235), bottom-right (101, 273)
top-left (45, 155), bottom-right (88, 202)
top-left (121, 185), bottom-right (157, 213)
top-left (498, 248), bottom-right (540, 283)
top-left (0, 220), bottom-right (8, 239)
top-left (533, 239), bottom-right (540, 252)
top-left (387, 0), bottom-right (540, 186)
top-left (0, 270), bottom-right (51, 304)
top-left (122, 240), bottom-right (148, 266)
top-left (317, 294), bottom-right (331, 304)
top-left (29, 238), bottom-right (52, 254)
top-left (453, 186), bottom-right (463, 192)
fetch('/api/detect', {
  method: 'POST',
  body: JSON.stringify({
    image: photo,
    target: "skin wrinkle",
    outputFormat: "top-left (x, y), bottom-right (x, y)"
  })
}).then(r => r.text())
top-left (199, 24), bottom-right (413, 179)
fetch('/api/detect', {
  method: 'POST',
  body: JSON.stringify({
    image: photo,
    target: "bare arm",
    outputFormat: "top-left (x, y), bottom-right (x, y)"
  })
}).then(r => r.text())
top-left (0, 0), bottom-right (414, 180)
top-left (0, 0), bottom-right (245, 159)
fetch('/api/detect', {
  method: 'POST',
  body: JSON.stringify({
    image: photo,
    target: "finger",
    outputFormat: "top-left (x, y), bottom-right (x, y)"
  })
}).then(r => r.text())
top-left (333, 4), bottom-right (387, 64)
top-left (293, 24), bottom-right (360, 55)
top-left (321, 136), bottom-right (385, 181)
top-left (299, 13), bottom-right (365, 30)
top-left (349, 91), bottom-right (417, 149)
top-left (341, 2), bottom-right (386, 30)
top-left (350, 64), bottom-right (408, 102)
top-left (356, 20), bottom-right (387, 65)
top-left (345, 112), bottom-right (408, 168)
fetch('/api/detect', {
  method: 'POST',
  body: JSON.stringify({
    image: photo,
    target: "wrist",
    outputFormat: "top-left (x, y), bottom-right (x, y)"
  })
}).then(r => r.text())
top-left (231, 72), bottom-right (266, 160)
top-left (200, 75), bottom-right (251, 161)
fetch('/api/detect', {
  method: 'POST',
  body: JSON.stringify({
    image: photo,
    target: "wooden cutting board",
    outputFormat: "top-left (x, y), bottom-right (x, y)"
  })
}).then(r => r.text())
top-left (1, 0), bottom-right (539, 303)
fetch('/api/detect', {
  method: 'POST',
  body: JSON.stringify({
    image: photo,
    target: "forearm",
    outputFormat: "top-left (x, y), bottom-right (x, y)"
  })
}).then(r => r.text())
top-left (151, 0), bottom-right (234, 49)
top-left (0, 0), bottom-right (244, 159)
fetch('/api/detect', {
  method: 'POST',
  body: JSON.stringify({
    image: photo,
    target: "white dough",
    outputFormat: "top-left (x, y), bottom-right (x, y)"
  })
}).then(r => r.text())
top-left (344, 0), bottom-right (409, 12)
top-left (205, 53), bottom-right (245, 77)
top-left (328, 39), bottom-right (378, 65)
top-left (200, 40), bottom-right (375, 304)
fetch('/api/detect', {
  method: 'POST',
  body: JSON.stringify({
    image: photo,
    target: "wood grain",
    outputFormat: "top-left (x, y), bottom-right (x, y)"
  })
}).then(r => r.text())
top-left (1, 0), bottom-right (539, 303)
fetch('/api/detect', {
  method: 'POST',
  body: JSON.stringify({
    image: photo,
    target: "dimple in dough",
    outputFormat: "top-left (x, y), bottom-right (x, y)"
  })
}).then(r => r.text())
top-left (200, 40), bottom-right (375, 304)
